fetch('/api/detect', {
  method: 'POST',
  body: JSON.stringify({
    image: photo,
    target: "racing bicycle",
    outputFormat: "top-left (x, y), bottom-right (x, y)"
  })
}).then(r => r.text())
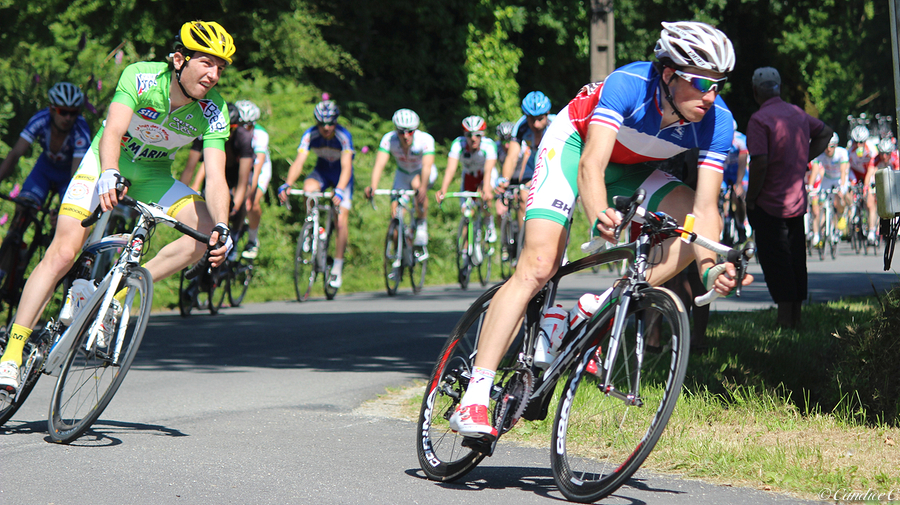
top-left (442, 191), bottom-right (493, 289)
top-left (371, 189), bottom-right (427, 296)
top-left (498, 184), bottom-right (528, 280)
top-left (288, 190), bottom-right (339, 301)
top-left (415, 189), bottom-right (754, 502)
top-left (178, 217), bottom-right (254, 315)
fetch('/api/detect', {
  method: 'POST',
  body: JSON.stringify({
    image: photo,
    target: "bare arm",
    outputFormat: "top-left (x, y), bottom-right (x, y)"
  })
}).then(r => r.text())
top-left (334, 149), bottom-right (354, 208)
top-left (231, 156), bottom-right (252, 215)
top-left (733, 151), bottom-right (748, 197)
top-left (437, 156), bottom-right (459, 203)
top-left (248, 152), bottom-right (265, 202)
top-left (482, 157), bottom-right (496, 201)
top-left (97, 102), bottom-right (135, 210)
top-left (279, 149), bottom-right (310, 202)
top-left (577, 124), bottom-right (618, 241)
top-left (501, 141), bottom-right (522, 181)
top-left (0, 137), bottom-right (32, 183)
top-left (365, 150), bottom-right (391, 198)
top-left (692, 166), bottom-right (725, 274)
top-left (417, 154), bottom-right (434, 205)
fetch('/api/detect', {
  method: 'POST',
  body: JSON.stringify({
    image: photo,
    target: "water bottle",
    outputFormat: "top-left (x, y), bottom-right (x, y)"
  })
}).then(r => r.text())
top-left (59, 279), bottom-right (96, 325)
top-left (398, 193), bottom-right (411, 208)
top-left (534, 290), bottom-right (611, 369)
top-left (318, 226), bottom-right (327, 241)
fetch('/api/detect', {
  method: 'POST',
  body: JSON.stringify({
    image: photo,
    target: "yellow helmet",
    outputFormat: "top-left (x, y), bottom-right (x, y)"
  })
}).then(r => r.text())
top-left (177, 21), bottom-right (235, 64)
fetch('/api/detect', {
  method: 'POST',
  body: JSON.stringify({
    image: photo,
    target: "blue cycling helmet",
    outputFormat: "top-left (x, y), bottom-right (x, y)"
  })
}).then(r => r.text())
top-left (521, 91), bottom-right (551, 116)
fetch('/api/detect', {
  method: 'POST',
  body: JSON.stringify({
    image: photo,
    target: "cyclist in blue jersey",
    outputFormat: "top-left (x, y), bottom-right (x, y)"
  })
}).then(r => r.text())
top-left (448, 21), bottom-right (752, 438)
top-left (0, 82), bottom-right (92, 206)
top-left (279, 100), bottom-right (354, 289)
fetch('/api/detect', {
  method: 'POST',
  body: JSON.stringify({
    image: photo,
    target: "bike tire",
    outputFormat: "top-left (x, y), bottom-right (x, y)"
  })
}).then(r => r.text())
top-left (478, 225), bottom-right (493, 287)
top-left (48, 267), bottom-right (153, 443)
top-left (0, 329), bottom-right (51, 426)
top-left (383, 219), bottom-right (402, 296)
top-left (294, 222), bottom-right (316, 302)
top-left (456, 218), bottom-right (470, 289)
top-left (550, 287), bottom-right (690, 503)
top-left (417, 283), bottom-right (517, 481)
top-left (323, 255), bottom-right (338, 301)
top-left (228, 230), bottom-right (254, 307)
top-left (499, 217), bottom-right (515, 280)
top-left (410, 246), bottom-right (427, 294)
top-left (178, 269), bottom-right (196, 317)
top-left (208, 267), bottom-right (227, 315)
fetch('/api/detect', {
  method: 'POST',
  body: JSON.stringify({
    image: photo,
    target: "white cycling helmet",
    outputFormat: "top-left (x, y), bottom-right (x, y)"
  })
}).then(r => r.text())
top-left (850, 125), bottom-right (870, 143)
top-left (461, 115), bottom-right (486, 133)
top-left (496, 121), bottom-right (514, 141)
top-left (654, 21), bottom-right (735, 73)
top-left (234, 100), bottom-right (261, 124)
top-left (879, 138), bottom-right (896, 153)
top-left (392, 108), bottom-right (420, 130)
top-left (829, 132), bottom-right (840, 146)
top-left (48, 82), bottom-right (85, 108)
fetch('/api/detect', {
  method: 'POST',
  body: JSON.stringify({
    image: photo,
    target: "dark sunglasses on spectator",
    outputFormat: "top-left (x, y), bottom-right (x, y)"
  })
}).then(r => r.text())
top-left (53, 107), bottom-right (80, 117)
top-left (674, 69), bottom-right (727, 93)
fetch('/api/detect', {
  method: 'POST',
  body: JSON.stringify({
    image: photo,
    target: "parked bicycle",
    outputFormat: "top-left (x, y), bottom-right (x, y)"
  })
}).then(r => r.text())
top-left (287, 189), bottom-right (339, 301)
top-left (416, 189), bottom-right (754, 502)
top-left (497, 183), bottom-right (528, 280)
top-left (371, 189), bottom-right (427, 296)
top-left (442, 191), bottom-right (493, 289)
top-left (0, 192), bottom-right (215, 442)
top-left (178, 218), bottom-right (254, 315)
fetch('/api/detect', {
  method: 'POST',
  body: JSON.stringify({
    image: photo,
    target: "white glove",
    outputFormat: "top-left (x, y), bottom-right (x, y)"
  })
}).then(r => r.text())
top-left (97, 169), bottom-right (122, 195)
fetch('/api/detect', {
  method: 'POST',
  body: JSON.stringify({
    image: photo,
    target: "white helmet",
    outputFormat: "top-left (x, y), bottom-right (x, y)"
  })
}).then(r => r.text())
top-left (392, 108), bottom-right (420, 130)
top-left (48, 82), bottom-right (85, 108)
top-left (879, 138), bottom-right (896, 153)
top-left (654, 21), bottom-right (735, 73)
top-left (461, 115), bottom-right (486, 133)
top-left (850, 125), bottom-right (869, 143)
top-left (829, 133), bottom-right (840, 146)
top-left (234, 100), bottom-right (261, 124)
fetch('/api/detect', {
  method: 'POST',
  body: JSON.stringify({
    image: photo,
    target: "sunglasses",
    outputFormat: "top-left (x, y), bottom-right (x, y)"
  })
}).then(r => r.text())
top-left (397, 128), bottom-right (415, 135)
top-left (674, 69), bottom-right (727, 93)
top-left (53, 107), bottom-right (80, 117)
top-left (318, 121), bottom-right (336, 127)
top-left (465, 131), bottom-right (484, 138)
top-left (526, 114), bottom-right (548, 122)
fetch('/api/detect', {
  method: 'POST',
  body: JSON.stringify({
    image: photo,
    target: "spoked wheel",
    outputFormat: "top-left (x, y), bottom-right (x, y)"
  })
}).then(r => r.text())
top-left (0, 328), bottom-right (52, 426)
top-left (477, 226), bottom-right (493, 287)
top-left (48, 267), bottom-right (153, 443)
top-left (228, 231), bottom-right (254, 307)
top-left (323, 254), bottom-right (338, 301)
top-left (294, 222), bottom-right (316, 302)
top-left (416, 282), bottom-right (520, 482)
top-left (550, 287), bottom-right (690, 503)
top-left (410, 245), bottom-right (427, 294)
top-left (383, 219), bottom-right (402, 296)
top-left (207, 267), bottom-right (227, 315)
top-left (456, 218), bottom-right (471, 289)
top-left (178, 269), bottom-right (198, 317)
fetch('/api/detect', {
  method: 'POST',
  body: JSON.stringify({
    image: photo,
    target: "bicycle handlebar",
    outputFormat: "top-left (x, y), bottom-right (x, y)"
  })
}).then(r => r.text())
top-left (369, 189), bottom-right (417, 211)
top-left (0, 192), bottom-right (43, 212)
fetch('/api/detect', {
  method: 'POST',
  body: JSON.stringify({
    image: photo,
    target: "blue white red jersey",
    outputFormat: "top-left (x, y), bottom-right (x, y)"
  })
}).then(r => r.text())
top-left (565, 61), bottom-right (734, 173)
top-left (20, 108), bottom-right (92, 169)
top-left (298, 124), bottom-right (354, 176)
top-left (723, 131), bottom-right (748, 184)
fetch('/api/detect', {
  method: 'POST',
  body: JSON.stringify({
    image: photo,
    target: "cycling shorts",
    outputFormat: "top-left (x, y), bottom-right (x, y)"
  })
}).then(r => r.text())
top-left (21, 152), bottom-right (72, 205)
top-left (60, 150), bottom-right (203, 221)
top-left (524, 110), bottom-right (684, 227)
top-left (306, 169), bottom-right (354, 211)
top-left (392, 164), bottom-right (439, 192)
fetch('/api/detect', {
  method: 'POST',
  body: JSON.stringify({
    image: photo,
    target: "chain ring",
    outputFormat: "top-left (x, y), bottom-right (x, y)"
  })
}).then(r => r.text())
top-left (493, 365), bottom-right (534, 435)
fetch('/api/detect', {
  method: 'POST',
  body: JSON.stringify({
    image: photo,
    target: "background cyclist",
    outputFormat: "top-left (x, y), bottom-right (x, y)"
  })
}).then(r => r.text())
top-left (448, 21), bottom-right (750, 439)
top-left (0, 20), bottom-right (235, 394)
top-left (241, 100), bottom-right (271, 259)
top-left (278, 100), bottom-right (354, 289)
top-left (0, 82), bottom-right (92, 207)
top-left (847, 125), bottom-right (880, 244)
top-left (722, 119), bottom-right (749, 244)
top-left (809, 133), bottom-right (849, 246)
top-left (364, 108), bottom-right (436, 248)
top-left (435, 115), bottom-right (499, 251)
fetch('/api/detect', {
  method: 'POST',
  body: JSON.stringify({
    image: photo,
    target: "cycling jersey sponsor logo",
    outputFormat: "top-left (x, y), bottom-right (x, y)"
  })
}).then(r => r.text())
top-left (138, 107), bottom-right (160, 120)
top-left (135, 73), bottom-right (158, 96)
top-left (75, 138), bottom-right (88, 148)
top-left (672, 126), bottom-right (685, 141)
top-left (199, 100), bottom-right (227, 131)
top-left (74, 173), bottom-right (95, 182)
top-left (120, 133), bottom-right (133, 149)
top-left (124, 141), bottom-right (170, 160)
top-left (135, 124), bottom-right (169, 144)
top-left (166, 116), bottom-right (198, 136)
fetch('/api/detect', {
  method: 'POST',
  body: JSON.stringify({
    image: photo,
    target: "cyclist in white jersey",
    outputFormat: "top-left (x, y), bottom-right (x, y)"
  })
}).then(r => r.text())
top-left (235, 100), bottom-right (269, 258)
top-left (365, 108), bottom-right (436, 246)
top-left (809, 133), bottom-right (849, 245)
top-left (436, 116), bottom-right (499, 243)
top-left (448, 21), bottom-right (751, 439)
top-left (0, 21), bottom-right (236, 394)
top-left (847, 125), bottom-right (880, 244)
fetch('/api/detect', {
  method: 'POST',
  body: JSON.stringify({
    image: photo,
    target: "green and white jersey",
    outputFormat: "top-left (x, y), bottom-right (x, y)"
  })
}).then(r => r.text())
top-left (90, 61), bottom-right (230, 170)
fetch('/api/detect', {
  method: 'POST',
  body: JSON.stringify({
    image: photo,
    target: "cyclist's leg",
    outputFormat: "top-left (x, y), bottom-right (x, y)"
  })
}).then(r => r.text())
top-left (246, 157), bottom-right (271, 247)
top-left (867, 187), bottom-right (879, 242)
top-left (139, 182), bottom-right (212, 282)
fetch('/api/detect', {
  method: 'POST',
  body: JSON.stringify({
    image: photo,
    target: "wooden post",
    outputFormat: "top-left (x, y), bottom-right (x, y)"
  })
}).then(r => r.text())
top-left (590, 0), bottom-right (615, 82)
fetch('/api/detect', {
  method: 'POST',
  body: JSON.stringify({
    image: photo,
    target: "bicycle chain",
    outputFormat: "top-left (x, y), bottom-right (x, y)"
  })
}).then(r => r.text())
top-left (493, 365), bottom-right (534, 436)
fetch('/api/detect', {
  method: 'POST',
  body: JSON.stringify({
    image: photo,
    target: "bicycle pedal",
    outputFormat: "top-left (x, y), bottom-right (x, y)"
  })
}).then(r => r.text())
top-left (460, 433), bottom-right (497, 456)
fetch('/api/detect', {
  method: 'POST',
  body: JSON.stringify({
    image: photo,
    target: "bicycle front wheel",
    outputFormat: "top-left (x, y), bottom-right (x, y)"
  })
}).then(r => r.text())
top-left (294, 222), bottom-right (316, 302)
top-left (456, 218), bottom-right (470, 289)
top-left (48, 267), bottom-right (153, 443)
top-left (228, 234), bottom-right (254, 307)
top-left (550, 287), bottom-right (690, 503)
top-left (410, 245), bottom-right (427, 294)
top-left (383, 219), bottom-right (402, 296)
top-left (178, 269), bottom-right (196, 317)
top-left (476, 224), bottom-right (492, 287)
top-left (208, 267), bottom-right (227, 315)
top-left (0, 329), bottom-right (52, 426)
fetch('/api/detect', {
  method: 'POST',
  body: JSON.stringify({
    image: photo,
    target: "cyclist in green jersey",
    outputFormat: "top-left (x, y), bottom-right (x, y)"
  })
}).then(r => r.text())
top-left (0, 21), bottom-right (237, 395)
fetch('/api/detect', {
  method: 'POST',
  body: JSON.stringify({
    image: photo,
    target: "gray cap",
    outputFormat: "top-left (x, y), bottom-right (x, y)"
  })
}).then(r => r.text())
top-left (752, 67), bottom-right (781, 88)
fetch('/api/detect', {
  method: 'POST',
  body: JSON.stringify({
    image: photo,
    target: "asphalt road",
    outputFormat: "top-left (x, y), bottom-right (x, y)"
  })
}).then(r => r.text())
top-left (1, 242), bottom-right (893, 504)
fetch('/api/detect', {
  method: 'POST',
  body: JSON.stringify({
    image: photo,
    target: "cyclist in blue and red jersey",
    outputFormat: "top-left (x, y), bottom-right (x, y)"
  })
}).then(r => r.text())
top-left (448, 21), bottom-right (752, 439)
top-left (722, 120), bottom-right (749, 243)
top-left (279, 100), bottom-right (354, 289)
top-left (0, 82), bottom-right (92, 206)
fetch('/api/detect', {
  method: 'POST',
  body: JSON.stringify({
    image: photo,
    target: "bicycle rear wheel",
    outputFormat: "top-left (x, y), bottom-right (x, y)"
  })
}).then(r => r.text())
top-left (477, 224), bottom-right (493, 287)
top-left (294, 222), bottom-right (316, 302)
top-left (228, 232), bottom-right (254, 307)
top-left (456, 218), bottom-right (470, 289)
top-left (383, 219), bottom-right (402, 296)
top-left (417, 283), bottom-right (517, 481)
top-left (323, 233), bottom-right (338, 301)
top-left (550, 287), bottom-right (690, 503)
top-left (410, 245), bottom-right (427, 294)
top-left (208, 267), bottom-right (227, 315)
top-left (48, 267), bottom-right (153, 443)
top-left (0, 329), bottom-right (52, 426)
top-left (178, 269), bottom-right (197, 317)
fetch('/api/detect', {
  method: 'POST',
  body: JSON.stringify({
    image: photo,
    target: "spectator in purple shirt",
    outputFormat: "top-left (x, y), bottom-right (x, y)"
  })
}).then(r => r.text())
top-left (746, 67), bottom-right (833, 329)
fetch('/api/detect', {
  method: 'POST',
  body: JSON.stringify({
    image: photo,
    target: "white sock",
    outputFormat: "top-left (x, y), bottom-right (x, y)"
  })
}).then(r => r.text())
top-left (332, 258), bottom-right (343, 274)
top-left (248, 229), bottom-right (258, 243)
top-left (460, 366), bottom-right (495, 408)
